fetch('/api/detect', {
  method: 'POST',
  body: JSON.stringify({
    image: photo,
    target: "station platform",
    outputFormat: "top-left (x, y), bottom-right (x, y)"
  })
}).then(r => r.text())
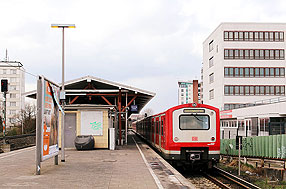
top-left (0, 132), bottom-right (194, 188)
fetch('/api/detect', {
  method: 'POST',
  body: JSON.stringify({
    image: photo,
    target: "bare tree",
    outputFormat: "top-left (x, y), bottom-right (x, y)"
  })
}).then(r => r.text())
top-left (12, 103), bottom-right (36, 134)
top-left (141, 108), bottom-right (154, 117)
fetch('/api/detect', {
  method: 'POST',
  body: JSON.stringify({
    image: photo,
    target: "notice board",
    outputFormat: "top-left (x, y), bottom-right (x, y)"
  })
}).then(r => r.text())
top-left (81, 111), bottom-right (103, 136)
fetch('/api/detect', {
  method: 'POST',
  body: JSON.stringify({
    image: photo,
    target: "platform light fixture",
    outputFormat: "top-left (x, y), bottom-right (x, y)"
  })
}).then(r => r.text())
top-left (51, 23), bottom-right (75, 163)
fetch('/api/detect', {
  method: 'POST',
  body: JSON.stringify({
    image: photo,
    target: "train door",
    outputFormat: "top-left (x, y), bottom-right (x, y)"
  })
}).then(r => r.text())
top-left (151, 118), bottom-right (155, 144)
top-left (160, 115), bottom-right (165, 149)
top-left (245, 119), bottom-right (252, 137)
top-left (155, 117), bottom-right (160, 146)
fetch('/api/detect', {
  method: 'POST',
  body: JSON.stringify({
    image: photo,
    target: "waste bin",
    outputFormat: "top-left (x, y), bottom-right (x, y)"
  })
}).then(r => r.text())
top-left (74, 135), bottom-right (94, 150)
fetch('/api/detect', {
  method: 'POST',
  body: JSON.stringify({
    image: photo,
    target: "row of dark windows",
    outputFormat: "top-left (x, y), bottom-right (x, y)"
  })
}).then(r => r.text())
top-left (224, 49), bottom-right (284, 60)
top-left (224, 67), bottom-right (285, 78)
top-left (224, 85), bottom-right (285, 96)
top-left (224, 31), bottom-right (284, 42)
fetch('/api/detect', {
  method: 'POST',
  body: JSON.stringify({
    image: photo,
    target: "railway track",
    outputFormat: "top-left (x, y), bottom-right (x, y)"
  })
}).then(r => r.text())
top-left (185, 167), bottom-right (260, 188)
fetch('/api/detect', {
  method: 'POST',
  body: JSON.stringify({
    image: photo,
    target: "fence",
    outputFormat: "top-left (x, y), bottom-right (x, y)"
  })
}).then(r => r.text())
top-left (221, 134), bottom-right (286, 159)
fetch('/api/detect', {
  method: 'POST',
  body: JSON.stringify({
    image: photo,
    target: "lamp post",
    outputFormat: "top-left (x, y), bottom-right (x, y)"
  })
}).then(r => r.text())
top-left (51, 24), bottom-right (75, 162)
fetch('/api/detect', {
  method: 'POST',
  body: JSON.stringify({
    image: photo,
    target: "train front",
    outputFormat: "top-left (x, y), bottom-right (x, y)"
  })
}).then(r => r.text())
top-left (167, 103), bottom-right (220, 169)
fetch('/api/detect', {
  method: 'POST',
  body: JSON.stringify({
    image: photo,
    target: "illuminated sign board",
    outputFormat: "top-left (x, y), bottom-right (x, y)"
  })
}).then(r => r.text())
top-left (183, 109), bottom-right (205, 113)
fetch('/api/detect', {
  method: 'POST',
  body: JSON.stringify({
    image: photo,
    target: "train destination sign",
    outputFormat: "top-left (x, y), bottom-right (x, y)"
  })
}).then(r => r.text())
top-left (183, 109), bottom-right (205, 113)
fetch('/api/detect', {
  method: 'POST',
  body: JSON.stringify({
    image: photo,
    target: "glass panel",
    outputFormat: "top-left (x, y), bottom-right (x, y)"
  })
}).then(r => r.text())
top-left (254, 50), bottom-right (259, 59)
top-left (275, 32), bottom-right (279, 41)
top-left (224, 50), bottom-right (229, 58)
top-left (249, 32), bottom-right (254, 40)
top-left (260, 68), bottom-right (264, 77)
top-left (224, 86), bottom-right (229, 95)
top-left (250, 86), bottom-right (254, 95)
top-left (240, 68), bottom-right (243, 77)
top-left (229, 68), bottom-right (234, 76)
top-left (259, 32), bottom-right (263, 41)
top-left (254, 32), bottom-right (259, 41)
top-left (180, 115), bottom-right (209, 130)
top-left (224, 68), bottom-right (229, 76)
top-left (234, 32), bottom-right (239, 40)
top-left (245, 86), bottom-right (250, 95)
top-left (275, 50), bottom-right (280, 59)
top-left (265, 50), bottom-right (270, 59)
top-left (255, 86), bottom-right (260, 95)
top-left (265, 68), bottom-right (270, 76)
top-left (224, 31), bottom-right (229, 40)
top-left (260, 50), bottom-right (264, 59)
top-left (250, 68), bottom-right (254, 77)
top-left (270, 86), bottom-right (274, 95)
top-left (281, 86), bottom-right (285, 95)
top-left (239, 32), bottom-right (243, 40)
top-left (255, 68), bottom-right (260, 77)
top-left (229, 86), bottom-right (234, 95)
top-left (260, 86), bottom-right (264, 95)
top-left (280, 32), bottom-right (284, 41)
top-left (235, 86), bottom-right (239, 95)
top-left (280, 68), bottom-right (285, 77)
top-left (239, 50), bottom-right (243, 58)
top-left (270, 68), bottom-right (274, 76)
top-left (275, 68), bottom-right (280, 76)
top-left (244, 32), bottom-right (249, 40)
top-left (235, 50), bottom-right (239, 58)
top-left (266, 86), bottom-right (270, 95)
top-left (240, 86), bottom-right (244, 95)
top-left (270, 50), bottom-right (274, 59)
top-left (244, 50), bottom-right (249, 59)
top-left (229, 32), bottom-right (233, 40)
top-left (265, 32), bottom-right (269, 41)
top-left (280, 50), bottom-right (284, 59)
top-left (245, 68), bottom-right (249, 77)
top-left (249, 50), bottom-right (254, 59)
top-left (269, 32), bottom-right (274, 41)
top-left (275, 86), bottom-right (280, 95)
top-left (235, 68), bottom-right (239, 77)
top-left (229, 50), bottom-right (233, 58)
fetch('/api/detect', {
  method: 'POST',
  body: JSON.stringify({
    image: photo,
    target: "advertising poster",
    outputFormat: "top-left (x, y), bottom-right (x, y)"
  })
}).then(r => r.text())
top-left (41, 80), bottom-right (60, 161)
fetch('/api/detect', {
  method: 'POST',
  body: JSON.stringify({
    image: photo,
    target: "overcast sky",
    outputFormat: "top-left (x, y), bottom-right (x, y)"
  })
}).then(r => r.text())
top-left (1, 0), bottom-right (286, 113)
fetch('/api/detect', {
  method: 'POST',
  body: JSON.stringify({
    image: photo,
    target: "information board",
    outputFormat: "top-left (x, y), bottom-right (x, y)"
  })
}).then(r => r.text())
top-left (81, 111), bottom-right (103, 136)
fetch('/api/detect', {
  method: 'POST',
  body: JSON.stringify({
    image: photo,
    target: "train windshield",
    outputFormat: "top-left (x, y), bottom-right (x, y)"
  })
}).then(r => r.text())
top-left (179, 115), bottom-right (210, 130)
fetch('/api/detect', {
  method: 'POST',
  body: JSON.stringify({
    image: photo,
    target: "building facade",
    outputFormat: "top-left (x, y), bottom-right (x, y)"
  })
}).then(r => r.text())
top-left (178, 80), bottom-right (201, 105)
top-left (0, 61), bottom-right (25, 127)
top-left (202, 23), bottom-right (286, 110)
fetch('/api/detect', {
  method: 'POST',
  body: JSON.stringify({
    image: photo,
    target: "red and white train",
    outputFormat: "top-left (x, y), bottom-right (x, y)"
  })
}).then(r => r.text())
top-left (135, 103), bottom-right (220, 169)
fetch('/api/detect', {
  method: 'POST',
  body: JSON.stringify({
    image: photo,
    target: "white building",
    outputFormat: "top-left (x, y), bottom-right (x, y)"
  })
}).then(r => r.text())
top-left (178, 80), bottom-right (200, 105)
top-left (0, 61), bottom-right (25, 127)
top-left (202, 23), bottom-right (286, 110)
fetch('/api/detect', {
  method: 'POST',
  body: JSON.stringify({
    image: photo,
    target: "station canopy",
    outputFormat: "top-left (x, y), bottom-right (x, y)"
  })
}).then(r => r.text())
top-left (25, 75), bottom-right (155, 116)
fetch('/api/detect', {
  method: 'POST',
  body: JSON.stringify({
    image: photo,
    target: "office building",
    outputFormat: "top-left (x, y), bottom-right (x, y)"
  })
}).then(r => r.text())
top-left (178, 80), bottom-right (200, 105)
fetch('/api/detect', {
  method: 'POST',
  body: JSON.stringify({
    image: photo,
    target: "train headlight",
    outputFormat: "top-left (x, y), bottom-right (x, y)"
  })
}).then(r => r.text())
top-left (192, 102), bottom-right (197, 107)
top-left (174, 137), bottom-right (179, 141)
top-left (211, 137), bottom-right (215, 141)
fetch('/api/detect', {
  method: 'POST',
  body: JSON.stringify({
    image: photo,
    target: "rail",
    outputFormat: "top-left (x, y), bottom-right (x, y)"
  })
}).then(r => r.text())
top-left (213, 166), bottom-right (261, 189)
top-left (0, 133), bottom-right (36, 140)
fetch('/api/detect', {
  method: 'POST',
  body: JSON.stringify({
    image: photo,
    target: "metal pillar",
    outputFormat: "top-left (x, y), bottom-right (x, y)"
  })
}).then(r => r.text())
top-left (36, 77), bottom-right (43, 175)
top-left (118, 89), bottom-right (122, 145)
top-left (2, 92), bottom-right (6, 144)
top-left (61, 27), bottom-right (66, 162)
top-left (125, 93), bottom-right (128, 145)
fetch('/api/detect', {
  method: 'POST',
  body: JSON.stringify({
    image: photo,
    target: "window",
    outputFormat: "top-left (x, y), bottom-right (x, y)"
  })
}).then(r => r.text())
top-left (179, 115), bottom-right (209, 130)
top-left (161, 119), bottom-right (164, 136)
top-left (209, 40), bottom-right (214, 52)
top-left (224, 86), bottom-right (229, 95)
top-left (209, 56), bottom-right (214, 67)
top-left (3, 69), bottom-right (6, 74)
top-left (10, 93), bottom-right (16, 98)
top-left (11, 69), bottom-right (17, 74)
top-left (224, 49), bottom-right (284, 60)
top-left (224, 31), bottom-right (284, 42)
top-left (209, 89), bottom-right (214, 100)
top-left (224, 68), bottom-right (229, 77)
top-left (10, 102), bottom-right (16, 106)
top-left (10, 85), bottom-right (17, 90)
top-left (209, 73), bottom-right (214, 83)
top-left (245, 68), bottom-right (249, 77)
